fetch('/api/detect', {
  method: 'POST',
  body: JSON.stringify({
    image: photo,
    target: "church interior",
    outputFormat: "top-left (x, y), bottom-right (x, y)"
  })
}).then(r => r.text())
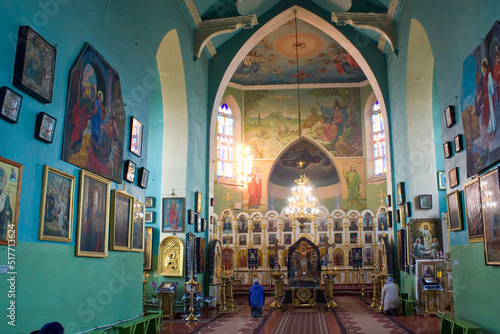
top-left (1, 0), bottom-right (500, 333)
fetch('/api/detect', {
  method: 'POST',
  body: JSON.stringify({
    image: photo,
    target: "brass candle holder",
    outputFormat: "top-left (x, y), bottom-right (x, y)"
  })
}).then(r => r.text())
top-left (324, 270), bottom-right (338, 309)
top-left (270, 270), bottom-right (284, 309)
top-left (185, 275), bottom-right (199, 322)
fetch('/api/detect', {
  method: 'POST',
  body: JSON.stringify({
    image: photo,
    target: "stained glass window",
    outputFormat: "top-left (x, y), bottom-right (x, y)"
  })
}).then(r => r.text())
top-left (217, 103), bottom-right (233, 179)
top-left (372, 101), bottom-right (386, 176)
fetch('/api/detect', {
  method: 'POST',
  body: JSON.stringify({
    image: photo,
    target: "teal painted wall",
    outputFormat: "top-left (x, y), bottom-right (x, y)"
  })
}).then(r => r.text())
top-left (0, 1), bottom-right (210, 333)
top-left (388, 0), bottom-right (500, 331)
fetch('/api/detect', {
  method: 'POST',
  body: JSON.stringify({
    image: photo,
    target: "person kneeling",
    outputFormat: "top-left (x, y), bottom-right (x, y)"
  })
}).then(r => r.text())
top-left (381, 277), bottom-right (400, 316)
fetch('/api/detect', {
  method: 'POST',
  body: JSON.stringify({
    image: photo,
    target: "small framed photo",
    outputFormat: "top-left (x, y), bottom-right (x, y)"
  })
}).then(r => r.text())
top-left (445, 105), bottom-right (455, 128)
top-left (145, 197), bottom-right (154, 208)
top-left (419, 194), bottom-right (432, 210)
top-left (34, 112), bottom-right (57, 143)
top-left (130, 201), bottom-right (145, 252)
top-left (13, 26), bottom-right (56, 104)
top-left (449, 167), bottom-right (459, 188)
top-left (454, 134), bottom-right (463, 152)
top-left (188, 209), bottom-right (195, 224)
top-left (396, 182), bottom-right (405, 206)
top-left (0, 87), bottom-right (23, 123)
top-left (446, 190), bottom-right (463, 231)
top-left (145, 211), bottom-right (154, 223)
top-left (443, 141), bottom-right (452, 158)
top-left (39, 165), bottom-right (74, 242)
top-left (201, 218), bottom-right (207, 232)
top-left (124, 160), bottom-right (136, 183)
top-left (130, 116), bottom-right (143, 157)
top-left (405, 202), bottom-right (412, 217)
top-left (195, 191), bottom-right (202, 213)
top-left (138, 167), bottom-right (149, 189)
top-left (437, 171), bottom-right (446, 190)
top-left (395, 209), bottom-right (401, 224)
top-left (400, 205), bottom-right (407, 228)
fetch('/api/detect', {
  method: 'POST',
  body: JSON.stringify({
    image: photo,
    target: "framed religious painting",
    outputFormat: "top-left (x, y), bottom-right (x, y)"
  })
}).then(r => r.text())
top-left (395, 209), bottom-right (400, 224)
top-left (464, 178), bottom-right (483, 243)
top-left (449, 167), bottom-right (459, 188)
top-left (437, 171), bottom-right (446, 190)
top-left (446, 190), bottom-right (463, 231)
top-left (138, 167), bottom-right (149, 189)
top-left (130, 201), bottom-right (145, 252)
top-left (443, 141), bottom-right (452, 159)
top-left (196, 237), bottom-right (206, 273)
top-left (0, 87), bottom-right (23, 123)
top-left (195, 214), bottom-right (202, 233)
top-left (480, 167), bottom-right (500, 265)
top-left (39, 165), bottom-right (75, 242)
top-left (407, 219), bottom-right (443, 265)
top-left (34, 112), bottom-right (57, 143)
top-left (76, 170), bottom-right (110, 257)
top-left (143, 226), bottom-right (153, 270)
top-left (400, 205), bottom-right (407, 228)
top-left (0, 157), bottom-right (22, 246)
top-left (454, 134), bottom-right (463, 152)
top-left (130, 116), bottom-right (143, 157)
top-left (145, 211), bottom-right (153, 223)
top-left (188, 209), bottom-right (195, 225)
top-left (62, 43), bottom-right (125, 183)
top-left (201, 218), bottom-right (207, 232)
top-left (195, 191), bottom-right (202, 213)
top-left (13, 26), bottom-right (56, 104)
top-left (145, 196), bottom-right (154, 208)
top-left (396, 229), bottom-right (405, 271)
top-left (109, 190), bottom-right (134, 251)
top-left (396, 182), bottom-right (405, 206)
top-left (444, 105), bottom-right (455, 128)
top-left (419, 194), bottom-right (432, 209)
top-left (124, 160), bottom-right (136, 183)
top-left (162, 197), bottom-right (185, 232)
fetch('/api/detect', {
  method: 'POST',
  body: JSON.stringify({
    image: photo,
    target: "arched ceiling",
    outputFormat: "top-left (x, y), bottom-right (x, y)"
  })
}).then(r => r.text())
top-left (230, 18), bottom-right (367, 86)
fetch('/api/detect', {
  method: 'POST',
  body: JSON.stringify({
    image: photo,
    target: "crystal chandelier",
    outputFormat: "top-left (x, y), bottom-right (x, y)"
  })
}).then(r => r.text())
top-left (285, 12), bottom-right (319, 229)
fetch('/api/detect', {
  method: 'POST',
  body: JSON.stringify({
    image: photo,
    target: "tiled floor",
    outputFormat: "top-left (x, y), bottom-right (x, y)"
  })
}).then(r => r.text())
top-left (159, 294), bottom-right (440, 334)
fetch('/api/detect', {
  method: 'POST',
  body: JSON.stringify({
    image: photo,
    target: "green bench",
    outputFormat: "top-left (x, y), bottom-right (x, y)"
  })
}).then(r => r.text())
top-left (112, 311), bottom-right (162, 334)
top-left (437, 313), bottom-right (482, 334)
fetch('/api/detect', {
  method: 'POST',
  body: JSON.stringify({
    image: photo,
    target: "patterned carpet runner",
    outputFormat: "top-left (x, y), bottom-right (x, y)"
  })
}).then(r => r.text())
top-left (332, 296), bottom-right (413, 334)
top-left (273, 310), bottom-right (329, 334)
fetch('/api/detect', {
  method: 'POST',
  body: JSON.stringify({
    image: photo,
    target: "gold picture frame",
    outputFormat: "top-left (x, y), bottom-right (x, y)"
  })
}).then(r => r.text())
top-left (109, 190), bottom-right (134, 251)
top-left (76, 170), bottom-right (110, 258)
top-left (130, 201), bottom-right (145, 252)
top-left (158, 236), bottom-right (184, 277)
top-left (0, 156), bottom-right (23, 246)
top-left (39, 165), bottom-right (75, 242)
top-left (143, 226), bottom-right (153, 270)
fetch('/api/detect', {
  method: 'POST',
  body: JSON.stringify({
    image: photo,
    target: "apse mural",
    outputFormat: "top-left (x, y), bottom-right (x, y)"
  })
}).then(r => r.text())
top-left (231, 19), bottom-right (366, 86)
top-left (244, 87), bottom-right (362, 159)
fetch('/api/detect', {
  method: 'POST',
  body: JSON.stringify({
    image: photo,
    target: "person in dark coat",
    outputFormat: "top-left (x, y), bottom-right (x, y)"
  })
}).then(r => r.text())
top-left (249, 278), bottom-right (265, 318)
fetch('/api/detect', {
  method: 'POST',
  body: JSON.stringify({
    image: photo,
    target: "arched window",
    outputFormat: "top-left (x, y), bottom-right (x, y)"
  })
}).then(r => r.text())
top-left (217, 103), bottom-right (233, 179)
top-left (371, 101), bottom-right (386, 176)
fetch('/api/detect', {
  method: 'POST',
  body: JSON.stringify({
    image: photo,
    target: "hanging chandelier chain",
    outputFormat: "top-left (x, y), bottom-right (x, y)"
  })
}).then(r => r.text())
top-left (294, 10), bottom-right (302, 141)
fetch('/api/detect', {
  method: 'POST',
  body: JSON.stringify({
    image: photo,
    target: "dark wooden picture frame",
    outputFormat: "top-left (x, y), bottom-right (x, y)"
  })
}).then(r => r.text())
top-left (188, 209), bottom-right (195, 224)
top-left (464, 178), bottom-right (483, 243)
top-left (145, 196), bottom-right (154, 208)
top-left (446, 190), bottom-right (463, 232)
top-left (124, 160), bottom-right (136, 183)
top-left (196, 214), bottom-right (202, 232)
top-left (443, 141), bottom-right (452, 159)
top-left (34, 112), bottom-right (57, 143)
top-left (138, 167), bottom-right (149, 189)
top-left (449, 167), bottom-right (459, 188)
top-left (419, 194), bottom-right (433, 209)
top-left (480, 168), bottom-right (500, 265)
top-left (201, 218), bottom-right (207, 232)
top-left (396, 182), bottom-right (405, 206)
top-left (13, 26), bottom-right (56, 104)
top-left (444, 105), bottom-right (455, 128)
top-left (130, 116), bottom-right (143, 157)
top-left (404, 202), bottom-right (412, 217)
top-left (38, 165), bottom-right (74, 243)
top-left (454, 134), bottom-right (463, 152)
top-left (109, 190), bottom-right (134, 251)
top-left (145, 211), bottom-right (154, 223)
top-left (0, 87), bottom-right (23, 123)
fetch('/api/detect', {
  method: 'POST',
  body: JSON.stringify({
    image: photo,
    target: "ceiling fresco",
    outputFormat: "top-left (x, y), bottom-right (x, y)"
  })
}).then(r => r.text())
top-left (230, 19), bottom-right (367, 86)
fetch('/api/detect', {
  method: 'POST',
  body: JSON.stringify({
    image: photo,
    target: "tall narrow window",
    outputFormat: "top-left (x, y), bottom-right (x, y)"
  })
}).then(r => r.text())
top-left (217, 103), bottom-right (233, 179)
top-left (371, 101), bottom-right (386, 176)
